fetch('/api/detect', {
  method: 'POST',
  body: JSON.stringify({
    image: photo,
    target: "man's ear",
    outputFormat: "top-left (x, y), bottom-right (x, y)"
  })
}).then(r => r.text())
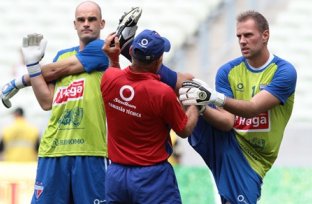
top-left (101, 19), bottom-right (105, 29)
top-left (262, 30), bottom-right (269, 44)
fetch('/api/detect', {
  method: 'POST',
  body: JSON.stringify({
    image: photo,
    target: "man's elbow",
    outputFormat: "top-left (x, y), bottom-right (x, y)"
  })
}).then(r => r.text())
top-left (175, 128), bottom-right (192, 139)
top-left (39, 101), bottom-right (52, 111)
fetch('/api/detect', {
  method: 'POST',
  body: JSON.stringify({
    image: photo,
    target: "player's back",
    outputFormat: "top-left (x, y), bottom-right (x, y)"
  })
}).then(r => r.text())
top-left (101, 66), bottom-right (185, 166)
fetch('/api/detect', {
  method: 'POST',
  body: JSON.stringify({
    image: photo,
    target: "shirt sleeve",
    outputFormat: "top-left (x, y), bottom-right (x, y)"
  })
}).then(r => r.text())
top-left (157, 65), bottom-right (177, 90)
top-left (264, 62), bottom-right (297, 104)
top-left (162, 88), bottom-right (188, 133)
top-left (215, 63), bottom-right (234, 98)
top-left (76, 39), bottom-right (109, 73)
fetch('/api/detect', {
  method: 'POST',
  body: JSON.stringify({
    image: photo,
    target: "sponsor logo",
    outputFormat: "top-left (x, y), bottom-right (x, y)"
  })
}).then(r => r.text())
top-left (198, 91), bottom-right (207, 100)
top-left (51, 138), bottom-right (85, 148)
top-left (138, 38), bottom-right (149, 48)
top-left (94, 199), bottom-right (106, 204)
top-left (109, 85), bottom-right (142, 118)
top-left (54, 79), bottom-right (85, 105)
top-left (234, 111), bottom-right (270, 132)
top-left (119, 85), bottom-right (135, 101)
top-left (58, 108), bottom-right (84, 128)
top-left (236, 83), bottom-right (244, 92)
top-left (34, 182), bottom-right (44, 199)
top-left (237, 195), bottom-right (249, 204)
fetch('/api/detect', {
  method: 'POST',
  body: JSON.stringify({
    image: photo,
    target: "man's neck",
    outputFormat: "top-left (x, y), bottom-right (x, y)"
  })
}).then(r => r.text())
top-left (247, 52), bottom-right (273, 70)
top-left (247, 49), bottom-right (270, 68)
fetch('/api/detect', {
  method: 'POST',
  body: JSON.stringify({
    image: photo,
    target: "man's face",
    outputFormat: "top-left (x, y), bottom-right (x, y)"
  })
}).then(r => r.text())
top-left (236, 18), bottom-right (268, 60)
top-left (74, 4), bottom-right (104, 45)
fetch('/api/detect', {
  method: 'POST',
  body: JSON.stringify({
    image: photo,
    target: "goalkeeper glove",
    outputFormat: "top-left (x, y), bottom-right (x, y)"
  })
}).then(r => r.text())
top-left (179, 78), bottom-right (226, 107)
top-left (180, 79), bottom-right (206, 114)
top-left (21, 33), bottom-right (47, 77)
top-left (1, 76), bottom-right (27, 108)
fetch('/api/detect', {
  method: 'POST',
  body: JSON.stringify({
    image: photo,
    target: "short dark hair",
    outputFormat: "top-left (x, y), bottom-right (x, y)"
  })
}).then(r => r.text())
top-left (237, 10), bottom-right (269, 33)
top-left (14, 107), bottom-right (24, 117)
top-left (131, 49), bottom-right (160, 65)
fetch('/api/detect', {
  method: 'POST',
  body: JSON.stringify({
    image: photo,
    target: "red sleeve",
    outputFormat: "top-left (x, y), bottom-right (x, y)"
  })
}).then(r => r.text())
top-left (162, 89), bottom-right (188, 133)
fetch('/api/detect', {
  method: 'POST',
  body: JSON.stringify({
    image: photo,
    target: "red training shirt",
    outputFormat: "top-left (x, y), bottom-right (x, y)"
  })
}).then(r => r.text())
top-left (101, 66), bottom-right (188, 166)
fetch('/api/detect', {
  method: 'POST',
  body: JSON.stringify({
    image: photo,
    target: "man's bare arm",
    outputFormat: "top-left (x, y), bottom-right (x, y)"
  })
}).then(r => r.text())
top-left (175, 72), bottom-right (194, 94)
top-left (176, 105), bottom-right (199, 138)
top-left (223, 90), bottom-right (280, 118)
top-left (23, 56), bottom-right (84, 85)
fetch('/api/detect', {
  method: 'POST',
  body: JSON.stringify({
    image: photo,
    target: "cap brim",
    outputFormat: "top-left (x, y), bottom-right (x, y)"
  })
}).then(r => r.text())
top-left (162, 37), bottom-right (171, 52)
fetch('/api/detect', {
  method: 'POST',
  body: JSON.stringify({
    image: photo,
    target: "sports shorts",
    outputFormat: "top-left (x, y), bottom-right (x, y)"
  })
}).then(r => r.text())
top-left (189, 116), bottom-right (262, 204)
top-left (31, 156), bottom-right (109, 204)
top-left (106, 161), bottom-right (182, 204)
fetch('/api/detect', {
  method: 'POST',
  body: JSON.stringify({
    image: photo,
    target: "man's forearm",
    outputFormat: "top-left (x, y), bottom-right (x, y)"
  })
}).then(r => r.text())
top-left (22, 56), bottom-right (84, 86)
top-left (175, 72), bottom-right (194, 94)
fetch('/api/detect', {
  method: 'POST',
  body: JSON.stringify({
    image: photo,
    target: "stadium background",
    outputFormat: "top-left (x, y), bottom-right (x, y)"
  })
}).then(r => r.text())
top-left (0, 0), bottom-right (311, 203)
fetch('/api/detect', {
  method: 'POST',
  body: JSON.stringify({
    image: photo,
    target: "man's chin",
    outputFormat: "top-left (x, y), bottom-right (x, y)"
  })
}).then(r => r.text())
top-left (242, 52), bottom-right (251, 59)
top-left (81, 36), bottom-right (98, 44)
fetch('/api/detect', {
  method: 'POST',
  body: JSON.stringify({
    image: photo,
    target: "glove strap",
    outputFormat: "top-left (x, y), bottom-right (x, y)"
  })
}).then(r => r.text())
top-left (197, 105), bottom-right (206, 115)
top-left (27, 62), bottom-right (42, 78)
top-left (214, 93), bottom-right (226, 107)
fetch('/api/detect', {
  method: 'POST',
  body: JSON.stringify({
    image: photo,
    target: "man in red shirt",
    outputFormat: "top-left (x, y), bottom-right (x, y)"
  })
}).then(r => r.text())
top-left (101, 30), bottom-right (199, 203)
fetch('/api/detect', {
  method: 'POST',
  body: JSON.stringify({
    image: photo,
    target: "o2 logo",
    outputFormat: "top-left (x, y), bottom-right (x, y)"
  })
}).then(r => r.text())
top-left (237, 195), bottom-right (249, 204)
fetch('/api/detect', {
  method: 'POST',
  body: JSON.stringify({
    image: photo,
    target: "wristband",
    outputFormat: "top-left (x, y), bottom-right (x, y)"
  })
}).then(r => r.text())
top-left (214, 92), bottom-right (226, 107)
top-left (27, 63), bottom-right (42, 78)
top-left (14, 76), bottom-right (27, 89)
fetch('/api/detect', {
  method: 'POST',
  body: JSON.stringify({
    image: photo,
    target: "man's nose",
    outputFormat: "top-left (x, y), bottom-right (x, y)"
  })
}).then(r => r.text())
top-left (239, 36), bottom-right (247, 44)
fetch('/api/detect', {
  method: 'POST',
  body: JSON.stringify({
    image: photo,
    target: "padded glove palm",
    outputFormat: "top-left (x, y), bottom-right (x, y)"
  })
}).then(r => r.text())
top-left (21, 33), bottom-right (47, 77)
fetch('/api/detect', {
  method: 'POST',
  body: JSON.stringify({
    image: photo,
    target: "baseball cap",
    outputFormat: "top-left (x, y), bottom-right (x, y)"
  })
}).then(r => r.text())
top-left (131, 29), bottom-right (171, 62)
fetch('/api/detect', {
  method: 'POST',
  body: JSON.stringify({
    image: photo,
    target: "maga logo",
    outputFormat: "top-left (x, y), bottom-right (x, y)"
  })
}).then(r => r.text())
top-left (234, 111), bottom-right (270, 132)
top-left (54, 79), bottom-right (85, 105)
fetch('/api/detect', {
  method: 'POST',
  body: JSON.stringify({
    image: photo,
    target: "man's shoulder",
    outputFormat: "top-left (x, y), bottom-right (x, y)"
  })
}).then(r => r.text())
top-left (56, 39), bottom-right (104, 55)
top-left (148, 79), bottom-right (175, 96)
top-left (272, 55), bottom-right (296, 69)
top-left (54, 46), bottom-right (79, 62)
top-left (57, 46), bottom-right (79, 55)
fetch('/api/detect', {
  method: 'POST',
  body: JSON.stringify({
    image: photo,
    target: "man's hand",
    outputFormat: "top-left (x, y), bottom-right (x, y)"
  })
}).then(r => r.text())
top-left (103, 33), bottom-right (121, 67)
top-left (1, 77), bottom-right (27, 108)
top-left (21, 33), bottom-right (47, 77)
top-left (179, 78), bottom-right (226, 107)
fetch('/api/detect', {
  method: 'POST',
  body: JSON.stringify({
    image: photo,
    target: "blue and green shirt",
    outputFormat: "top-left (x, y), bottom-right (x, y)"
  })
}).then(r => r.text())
top-left (38, 39), bottom-right (109, 157)
top-left (216, 54), bottom-right (297, 177)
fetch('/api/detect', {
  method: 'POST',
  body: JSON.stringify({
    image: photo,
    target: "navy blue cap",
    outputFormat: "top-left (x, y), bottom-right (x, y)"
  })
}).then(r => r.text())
top-left (131, 29), bottom-right (171, 62)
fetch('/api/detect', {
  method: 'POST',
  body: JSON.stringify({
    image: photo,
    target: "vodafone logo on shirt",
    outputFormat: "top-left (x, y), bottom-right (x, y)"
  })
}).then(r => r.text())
top-left (54, 79), bottom-right (85, 105)
top-left (119, 85), bottom-right (135, 101)
top-left (234, 111), bottom-right (270, 132)
top-left (108, 85), bottom-right (142, 118)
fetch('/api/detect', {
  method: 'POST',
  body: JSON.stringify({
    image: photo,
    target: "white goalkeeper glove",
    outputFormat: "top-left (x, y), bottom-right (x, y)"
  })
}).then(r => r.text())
top-left (179, 79), bottom-right (206, 114)
top-left (1, 76), bottom-right (27, 108)
top-left (179, 78), bottom-right (226, 107)
top-left (21, 33), bottom-right (47, 77)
